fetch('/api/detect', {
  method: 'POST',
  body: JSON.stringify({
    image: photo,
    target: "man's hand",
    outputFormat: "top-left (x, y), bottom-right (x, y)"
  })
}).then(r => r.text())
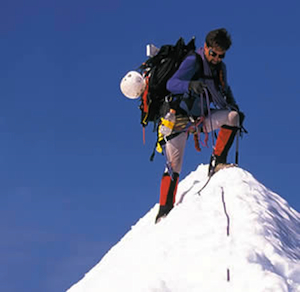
top-left (188, 81), bottom-right (207, 95)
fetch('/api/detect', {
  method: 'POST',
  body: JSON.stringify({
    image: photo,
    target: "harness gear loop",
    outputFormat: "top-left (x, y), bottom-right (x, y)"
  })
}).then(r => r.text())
top-left (186, 116), bottom-right (206, 152)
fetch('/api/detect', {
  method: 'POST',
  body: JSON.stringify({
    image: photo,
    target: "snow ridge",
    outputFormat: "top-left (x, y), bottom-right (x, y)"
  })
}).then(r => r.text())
top-left (68, 165), bottom-right (300, 292)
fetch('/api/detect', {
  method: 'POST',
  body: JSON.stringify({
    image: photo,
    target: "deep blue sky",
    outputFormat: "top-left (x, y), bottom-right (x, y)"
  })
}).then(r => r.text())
top-left (0, 1), bottom-right (299, 291)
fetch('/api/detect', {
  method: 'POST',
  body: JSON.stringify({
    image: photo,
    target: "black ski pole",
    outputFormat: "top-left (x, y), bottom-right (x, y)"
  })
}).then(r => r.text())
top-left (235, 129), bottom-right (240, 165)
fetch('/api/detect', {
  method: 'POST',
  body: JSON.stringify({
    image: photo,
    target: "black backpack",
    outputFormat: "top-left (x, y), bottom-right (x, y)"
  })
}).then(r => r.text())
top-left (139, 37), bottom-right (196, 129)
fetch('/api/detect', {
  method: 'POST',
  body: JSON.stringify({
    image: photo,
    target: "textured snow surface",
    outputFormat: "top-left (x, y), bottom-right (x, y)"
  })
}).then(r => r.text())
top-left (68, 165), bottom-right (300, 292)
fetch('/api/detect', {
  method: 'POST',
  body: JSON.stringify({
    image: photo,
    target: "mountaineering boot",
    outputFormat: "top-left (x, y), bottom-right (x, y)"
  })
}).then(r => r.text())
top-left (155, 172), bottom-right (179, 224)
top-left (208, 125), bottom-right (239, 176)
top-left (208, 154), bottom-right (235, 176)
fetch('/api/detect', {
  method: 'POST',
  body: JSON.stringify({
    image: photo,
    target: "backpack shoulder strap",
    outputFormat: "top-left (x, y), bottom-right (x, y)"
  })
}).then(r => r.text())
top-left (192, 53), bottom-right (214, 80)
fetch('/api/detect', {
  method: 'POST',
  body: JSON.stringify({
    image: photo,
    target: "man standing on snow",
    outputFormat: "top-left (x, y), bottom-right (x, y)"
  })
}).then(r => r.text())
top-left (156, 28), bottom-right (243, 223)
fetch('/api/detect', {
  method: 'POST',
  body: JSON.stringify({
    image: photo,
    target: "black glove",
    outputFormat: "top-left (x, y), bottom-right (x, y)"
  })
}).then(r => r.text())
top-left (188, 81), bottom-right (207, 95)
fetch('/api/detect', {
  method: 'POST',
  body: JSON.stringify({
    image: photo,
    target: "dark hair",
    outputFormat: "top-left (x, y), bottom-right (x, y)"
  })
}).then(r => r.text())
top-left (205, 28), bottom-right (232, 51)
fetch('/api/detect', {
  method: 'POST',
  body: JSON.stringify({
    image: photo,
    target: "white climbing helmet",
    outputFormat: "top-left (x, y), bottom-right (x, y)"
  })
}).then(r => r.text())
top-left (120, 71), bottom-right (146, 99)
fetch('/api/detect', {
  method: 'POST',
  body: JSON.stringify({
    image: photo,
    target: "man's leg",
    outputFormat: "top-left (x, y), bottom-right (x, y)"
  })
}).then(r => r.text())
top-left (155, 132), bottom-right (187, 223)
top-left (204, 110), bottom-right (240, 175)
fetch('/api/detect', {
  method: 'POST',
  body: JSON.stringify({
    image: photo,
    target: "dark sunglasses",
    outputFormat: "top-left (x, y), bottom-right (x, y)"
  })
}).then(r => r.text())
top-left (209, 48), bottom-right (225, 59)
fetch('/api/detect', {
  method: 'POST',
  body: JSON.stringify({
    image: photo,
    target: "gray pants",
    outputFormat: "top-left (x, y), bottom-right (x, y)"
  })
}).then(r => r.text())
top-left (165, 110), bottom-right (239, 174)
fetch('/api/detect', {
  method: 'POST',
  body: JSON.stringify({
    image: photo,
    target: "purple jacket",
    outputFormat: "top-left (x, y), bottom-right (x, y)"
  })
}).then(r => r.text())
top-left (166, 48), bottom-right (236, 109)
top-left (166, 50), bottom-right (201, 94)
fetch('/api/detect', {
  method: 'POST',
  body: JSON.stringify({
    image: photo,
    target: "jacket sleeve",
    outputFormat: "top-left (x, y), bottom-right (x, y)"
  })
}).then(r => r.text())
top-left (166, 53), bottom-right (199, 94)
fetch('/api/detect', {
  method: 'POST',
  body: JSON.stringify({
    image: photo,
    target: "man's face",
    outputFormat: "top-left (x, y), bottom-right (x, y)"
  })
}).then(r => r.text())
top-left (204, 43), bottom-right (226, 65)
